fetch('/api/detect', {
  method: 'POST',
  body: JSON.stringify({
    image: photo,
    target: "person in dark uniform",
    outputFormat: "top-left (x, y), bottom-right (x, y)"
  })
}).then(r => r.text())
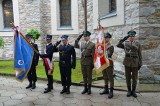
top-left (39, 35), bottom-right (61, 93)
top-left (58, 35), bottom-right (76, 94)
top-left (99, 33), bottom-right (114, 99)
top-left (25, 34), bottom-right (39, 89)
top-left (74, 31), bottom-right (95, 95)
top-left (117, 31), bottom-right (142, 97)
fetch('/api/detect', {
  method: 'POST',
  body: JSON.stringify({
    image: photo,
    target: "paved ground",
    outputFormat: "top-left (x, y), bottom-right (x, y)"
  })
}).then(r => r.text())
top-left (93, 79), bottom-right (160, 92)
top-left (0, 76), bottom-right (160, 106)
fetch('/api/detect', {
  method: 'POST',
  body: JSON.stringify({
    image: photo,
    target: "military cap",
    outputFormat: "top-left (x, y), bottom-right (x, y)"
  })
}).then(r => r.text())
top-left (128, 30), bottom-right (136, 37)
top-left (46, 35), bottom-right (52, 39)
top-left (61, 35), bottom-right (68, 40)
top-left (83, 31), bottom-right (91, 36)
top-left (104, 32), bottom-right (112, 38)
top-left (25, 34), bottom-right (32, 39)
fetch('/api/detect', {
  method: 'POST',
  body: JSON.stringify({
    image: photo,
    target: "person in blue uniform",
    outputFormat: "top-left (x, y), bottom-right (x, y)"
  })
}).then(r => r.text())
top-left (58, 35), bottom-right (76, 94)
top-left (25, 34), bottom-right (39, 89)
top-left (39, 35), bottom-right (61, 93)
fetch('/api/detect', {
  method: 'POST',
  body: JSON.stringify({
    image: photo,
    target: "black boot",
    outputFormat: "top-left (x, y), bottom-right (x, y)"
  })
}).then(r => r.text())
top-left (60, 86), bottom-right (67, 94)
top-left (87, 84), bottom-right (91, 95)
top-left (66, 86), bottom-right (70, 94)
top-left (81, 84), bottom-right (88, 94)
top-left (108, 87), bottom-right (113, 99)
top-left (32, 82), bottom-right (36, 89)
top-left (127, 86), bottom-right (132, 97)
top-left (132, 86), bottom-right (137, 97)
top-left (26, 82), bottom-right (32, 89)
top-left (99, 85), bottom-right (109, 95)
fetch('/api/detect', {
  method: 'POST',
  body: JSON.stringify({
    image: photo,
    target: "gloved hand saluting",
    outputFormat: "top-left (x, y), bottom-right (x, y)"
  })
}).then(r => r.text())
top-left (121, 36), bottom-right (129, 42)
top-left (76, 34), bottom-right (83, 41)
top-left (54, 40), bottom-right (61, 47)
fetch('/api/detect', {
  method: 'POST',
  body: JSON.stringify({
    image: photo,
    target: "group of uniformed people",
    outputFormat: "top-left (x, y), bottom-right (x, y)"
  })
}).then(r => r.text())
top-left (25, 30), bottom-right (142, 99)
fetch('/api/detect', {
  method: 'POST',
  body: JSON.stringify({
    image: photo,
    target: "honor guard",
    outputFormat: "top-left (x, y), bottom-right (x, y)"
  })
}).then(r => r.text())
top-left (74, 31), bottom-right (95, 95)
top-left (39, 35), bottom-right (60, 93)
top-left (59, 35), bottom-right (76, 94)
top-left (99, 33), bottom-right (114, 99)
top-left (25, 34), bottom-right (39, 89)
top-left (117, 31), bottom-right (142, 97)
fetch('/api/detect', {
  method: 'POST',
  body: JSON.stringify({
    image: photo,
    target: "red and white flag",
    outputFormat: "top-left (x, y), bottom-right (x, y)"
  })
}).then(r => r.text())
top-left (94, 27), bottom-right (110, 73)
top-left (43, 58), bottom-right (54, 75)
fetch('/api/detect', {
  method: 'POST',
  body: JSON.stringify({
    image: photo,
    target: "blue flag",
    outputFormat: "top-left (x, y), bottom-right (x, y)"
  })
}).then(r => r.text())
top-left (14, 30), bottom-right (34, 82)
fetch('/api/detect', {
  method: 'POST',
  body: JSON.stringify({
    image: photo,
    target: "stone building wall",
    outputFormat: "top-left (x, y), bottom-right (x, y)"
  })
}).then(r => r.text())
top-left (0, 36), bottom-right (14, 60)
top-left (138, 0), bottom-right (160, 83)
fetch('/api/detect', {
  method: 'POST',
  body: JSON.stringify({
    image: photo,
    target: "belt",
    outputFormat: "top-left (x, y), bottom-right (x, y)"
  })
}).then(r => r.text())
top-left (126, 54), bottom-right (138, 58)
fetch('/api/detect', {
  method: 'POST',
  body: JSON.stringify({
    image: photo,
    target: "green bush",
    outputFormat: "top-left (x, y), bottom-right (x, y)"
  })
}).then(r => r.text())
top-left (27, 28), bottom-right (40, 42)
top-left (0, 37), bottom-right (4, 48)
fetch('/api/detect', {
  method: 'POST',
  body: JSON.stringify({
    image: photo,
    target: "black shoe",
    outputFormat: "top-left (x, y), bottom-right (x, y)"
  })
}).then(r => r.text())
top-left (127, 90), bottom-right (132, 97)
top-left (108, 88), bottom-right (113, 99)
top-left (132, 86), bottom-right (137, 97)
top-left (87, 84), bottom-right (91, 95)
top-left (127, 86), bottom-right (132, 97)
top-left (81, 84), bottom-right (88, 94)
top-left (26, 83), bottom-right (32, 89)
top-left (66, 86), bottom-right (70, 94)
top-left (44, 86), bottom-right (53, 90)
top-left (44, 89), bottom-right (51, 93)
top-left (99, 85), bottom-right (109, 95)
top-left (132, 91), bottom-right (137, 97)
top-left (60, 86), bottom-right (67, 94)
top-left (32, 82), bottom-right (36, 89)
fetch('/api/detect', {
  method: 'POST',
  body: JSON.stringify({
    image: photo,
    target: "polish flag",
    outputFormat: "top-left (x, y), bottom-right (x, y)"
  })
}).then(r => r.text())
top-left (94, 27), bottom-right (110, 73)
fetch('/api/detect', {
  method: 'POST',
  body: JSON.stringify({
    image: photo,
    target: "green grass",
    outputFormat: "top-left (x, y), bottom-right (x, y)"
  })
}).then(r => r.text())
top-left (0, 60), bottom-right (102, 83)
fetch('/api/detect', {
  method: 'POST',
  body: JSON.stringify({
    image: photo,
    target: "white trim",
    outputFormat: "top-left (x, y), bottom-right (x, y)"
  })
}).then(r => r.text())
top-left (0, 0), bottom-right (19, 36)
top-left (0, 31), bottom-right (14, 37)
top-left (51, 0), bottom-right (79, 35)
top-left (13, 0), bottom-right (20, 26)
top-left (93, 0), bottom-right (125, 29)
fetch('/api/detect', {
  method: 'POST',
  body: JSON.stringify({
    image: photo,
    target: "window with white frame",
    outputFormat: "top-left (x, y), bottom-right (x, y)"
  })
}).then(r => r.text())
top-left (59, 0), bottom-right (71, 27)
top-left (0, 0), bottom-right (14, 29)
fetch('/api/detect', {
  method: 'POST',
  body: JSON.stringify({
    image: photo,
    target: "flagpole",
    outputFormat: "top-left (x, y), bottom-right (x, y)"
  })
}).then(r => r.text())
top-left (10, 22), bottom-right (39, 53)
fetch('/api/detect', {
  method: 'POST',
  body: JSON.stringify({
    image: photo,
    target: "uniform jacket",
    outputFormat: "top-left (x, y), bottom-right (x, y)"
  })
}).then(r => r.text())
top-left (40, 43), bottom-right (58, 61)
top-left (117, 40), bottom-right (142, 67)
top-left (58, 44), bottom-right (76, 69)
top-left (31, 42), bottom-right (39, 66)
top-left (75, 40), bottom-right (95, 66)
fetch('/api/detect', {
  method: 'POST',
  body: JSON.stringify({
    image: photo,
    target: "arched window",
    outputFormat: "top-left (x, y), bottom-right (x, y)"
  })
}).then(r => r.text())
top-left (59, 0), bottom-right (71, 27)
top-left (2, 0), bottom-right (14, 28)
